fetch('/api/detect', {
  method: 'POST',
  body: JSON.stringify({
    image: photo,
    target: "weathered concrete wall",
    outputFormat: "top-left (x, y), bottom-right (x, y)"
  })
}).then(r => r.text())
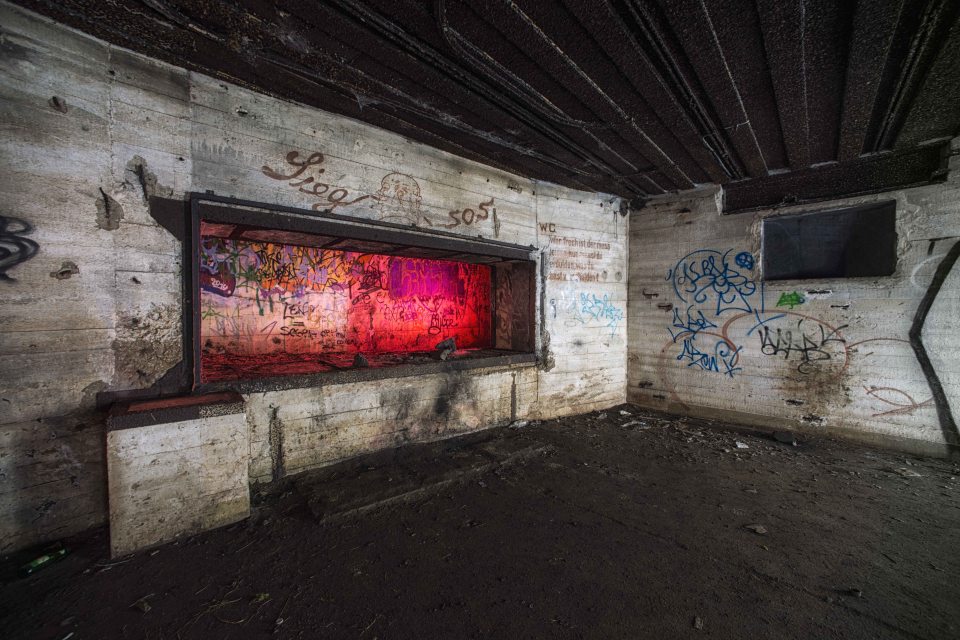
top-left (107, 409), bottom-right (250, 557)
top-left (0, 3), bottom-right (627, 552)
top-left (628, 153), bottom-right (960, 456)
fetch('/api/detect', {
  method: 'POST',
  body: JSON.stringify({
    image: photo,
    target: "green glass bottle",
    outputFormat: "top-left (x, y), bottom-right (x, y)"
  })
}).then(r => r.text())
top-left (19, 544), bottom-right (67, 577)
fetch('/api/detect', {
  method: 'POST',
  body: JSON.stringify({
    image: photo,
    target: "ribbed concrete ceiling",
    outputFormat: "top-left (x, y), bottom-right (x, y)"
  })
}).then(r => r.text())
top-left (17, 0), bottom-right (960, 211)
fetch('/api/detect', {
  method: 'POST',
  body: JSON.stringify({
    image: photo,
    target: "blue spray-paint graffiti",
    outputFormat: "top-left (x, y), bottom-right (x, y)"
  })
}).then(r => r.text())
top-left (678, 337), bottom-right (743, 376)
top-left (578, 292), bottom-right (625, 336)
top-left (561, 291), bottom-right (625, 336)
top-left (667, 249), bottom-right (758, 316)
top-left (669, 305), bottom-right (717, 342)
top-left (665, 249), bottom-right (758, 377)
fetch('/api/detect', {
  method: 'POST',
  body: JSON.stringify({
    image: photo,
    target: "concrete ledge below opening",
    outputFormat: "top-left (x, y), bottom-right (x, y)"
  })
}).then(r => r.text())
top-left (106, 393), bottom-right (250, 557)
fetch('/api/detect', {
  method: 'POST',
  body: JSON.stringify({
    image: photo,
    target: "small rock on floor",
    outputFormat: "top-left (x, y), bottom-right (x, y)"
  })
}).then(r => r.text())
top-left (773, 431), bottom-right (798, 446)
top-left (891, 467), bottom-right (922, 478)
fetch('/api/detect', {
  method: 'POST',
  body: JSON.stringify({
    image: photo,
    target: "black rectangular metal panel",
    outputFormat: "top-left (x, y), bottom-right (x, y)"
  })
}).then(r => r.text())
top-left (762, 201), bottom-right (898, 280)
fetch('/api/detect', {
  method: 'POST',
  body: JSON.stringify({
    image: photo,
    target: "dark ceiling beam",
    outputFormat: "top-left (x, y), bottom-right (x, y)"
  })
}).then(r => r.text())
top-left (894, 8), bottom-right (960, 148)
top-left (590, 0), bottom-right (740, 182)
top-left (274, 1), bottom-right (597, 176)
top-left (650, 0), bottom-right (767, 178)
top-left (837, 0), bottom-right (907, 161)
top-left (868, 0), bottom-right (960, 152)
top-left (280, 2), bottom-right (609, 177)
top-left (755, 0), bottom-right (811, 170)
top-left (701, 0), bottom-right (789, 171)
top-left (497, 0), bottom-right (699, 191)
top-left (440, 3), bottom-right (610, 130)
top-left (561, 0), bottom-right (726, 185)
top-left (435, 0), bottom-right (668, 190)
top-left (801, 0), bottom-right (856, 164)
top-left (722, 144), bottom-right (949, 213)
top-left (325, 0), bottom-right (663, 194)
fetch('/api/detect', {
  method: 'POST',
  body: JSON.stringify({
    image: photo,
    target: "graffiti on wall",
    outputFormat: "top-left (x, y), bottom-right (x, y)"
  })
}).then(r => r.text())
top-left (0, 215), bottom-right (39, 282)
top-left (261, 151), bottom-right (373, 212)
top-left (668, 249), bottom-right (758, 317)
top-left (757, 319), bottom-right (848, 375)
top-left (541, 223), bottom-right (614, 283)
top-left (577, 293), bottom-right (625, 336)
top-left (553, 290), bottom-right (625, 337)
top-left (663, 248), bottom-right (857, 378)
top-left (375, 172), bottom-right (423, 225)
top-left (660, 247), bottom-right (934, 420)
top-left (776, 291), bottom-right (805, 308)
top-left (663, 249), bottom-right (760, 377)
top-left (437, 197), bottom-right (499, 236)
top-left (864, 385), bottom-right (934, 417)
top-left (262, 151), bottom-right (501, 236)
top-left (199, 233), bottom-right (492, 382)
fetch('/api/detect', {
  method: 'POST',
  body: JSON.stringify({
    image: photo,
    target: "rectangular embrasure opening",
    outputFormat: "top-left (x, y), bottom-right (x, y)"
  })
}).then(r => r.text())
top-left (192, 198), bottom-right (535, 385)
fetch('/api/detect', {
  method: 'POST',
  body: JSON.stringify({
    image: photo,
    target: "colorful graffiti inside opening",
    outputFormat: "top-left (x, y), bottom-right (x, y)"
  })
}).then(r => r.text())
top-left (198, 231), bottom-right (493, 382)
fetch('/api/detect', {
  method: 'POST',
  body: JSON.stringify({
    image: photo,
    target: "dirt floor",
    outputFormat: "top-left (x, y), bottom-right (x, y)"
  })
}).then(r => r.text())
top-left (3, 405), bottom-right (959, 639)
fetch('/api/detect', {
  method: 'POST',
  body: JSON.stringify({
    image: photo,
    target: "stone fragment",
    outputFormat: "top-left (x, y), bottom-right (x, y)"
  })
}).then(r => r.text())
top-left (435, 338), bottom-right (456, 360)
top-left (131, 595), bottom-right (153, 613)
top-left (773, 431), bottom-right (798, 446)
top-left (891, 467), bottom-right (921, 478)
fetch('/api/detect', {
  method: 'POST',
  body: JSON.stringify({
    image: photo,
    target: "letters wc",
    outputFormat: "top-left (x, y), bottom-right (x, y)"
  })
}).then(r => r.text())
top-left (106, 393), bottom-right (250, 557)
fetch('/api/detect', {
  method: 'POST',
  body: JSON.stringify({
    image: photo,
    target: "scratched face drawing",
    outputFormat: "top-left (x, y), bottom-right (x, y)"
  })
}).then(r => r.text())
top-left (376, 172), bottom-right (423, 226)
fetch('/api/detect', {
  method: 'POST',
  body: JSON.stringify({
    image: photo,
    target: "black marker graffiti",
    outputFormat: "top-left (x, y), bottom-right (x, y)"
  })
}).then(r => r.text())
top-left (0, 215), bottom-right (39, 282)
top-left (758, 319), bottom-right (847, 374)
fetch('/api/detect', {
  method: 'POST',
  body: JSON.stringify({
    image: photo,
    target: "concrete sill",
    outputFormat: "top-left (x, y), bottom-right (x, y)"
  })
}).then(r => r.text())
top-left (108, 391), bottom-right (245, 431)
top-left (196, 351), bottom-right (538, 396)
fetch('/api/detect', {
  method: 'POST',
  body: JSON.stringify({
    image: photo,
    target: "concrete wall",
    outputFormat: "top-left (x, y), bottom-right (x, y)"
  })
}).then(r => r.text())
top-left (107, 404), bottom-right (250, 558)
top-left (628, 155), bottom-right (960, 456)
top-left (0, 3), bottom-right (627, 552)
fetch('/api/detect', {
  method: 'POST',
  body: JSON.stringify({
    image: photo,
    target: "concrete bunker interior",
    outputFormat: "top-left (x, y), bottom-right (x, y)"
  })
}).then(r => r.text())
top-left (1, 1), bottom-right (959, 638)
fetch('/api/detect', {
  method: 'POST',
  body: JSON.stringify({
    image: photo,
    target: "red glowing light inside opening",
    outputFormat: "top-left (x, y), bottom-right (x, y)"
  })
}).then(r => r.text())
top-left (198, 233), bottom-right (492, 382)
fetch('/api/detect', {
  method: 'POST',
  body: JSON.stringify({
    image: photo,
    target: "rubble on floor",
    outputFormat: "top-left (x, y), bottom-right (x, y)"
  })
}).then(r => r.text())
top-left (2, 405), bottom-right (958, 640)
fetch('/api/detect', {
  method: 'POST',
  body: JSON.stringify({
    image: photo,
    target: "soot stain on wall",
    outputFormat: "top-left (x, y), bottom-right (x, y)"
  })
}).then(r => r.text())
top-left (434, 372), bottom-right (470, 419)
top-left (394, 388), bottom-right (417, 422)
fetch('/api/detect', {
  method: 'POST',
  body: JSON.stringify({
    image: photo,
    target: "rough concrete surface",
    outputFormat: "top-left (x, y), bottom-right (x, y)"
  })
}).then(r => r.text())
top-left (2, 405), bottom-right (959, 639)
